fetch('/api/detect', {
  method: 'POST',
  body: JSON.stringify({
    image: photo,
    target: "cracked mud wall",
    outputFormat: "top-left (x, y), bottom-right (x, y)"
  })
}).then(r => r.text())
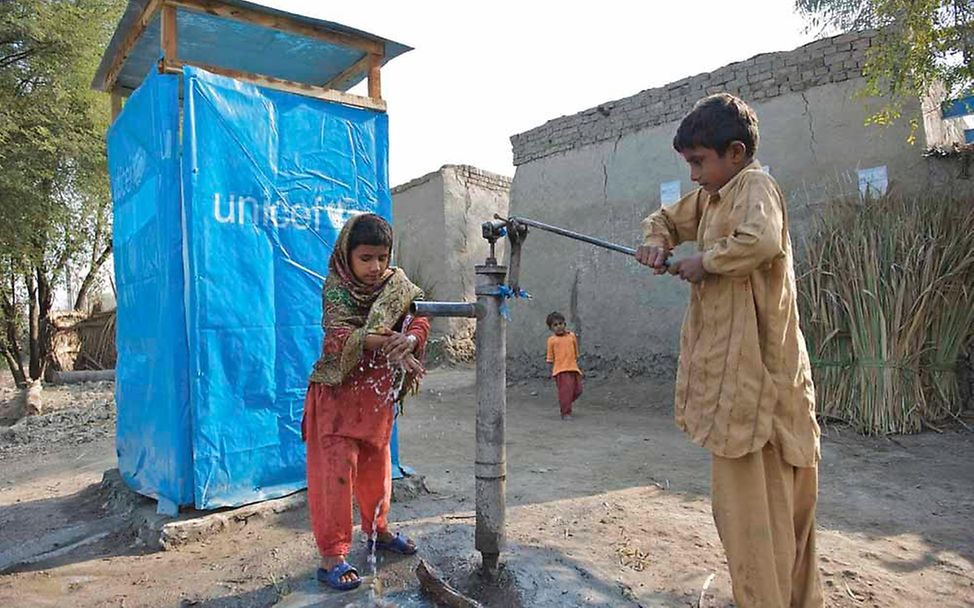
top-left (392, 170), bottom-right (448, 335)
top-left (505, 31), bottom-right (939, 375)
top-left (393, 166), bottom-right (511, 340)
top-left (441, 166), bottom-right (511, 339)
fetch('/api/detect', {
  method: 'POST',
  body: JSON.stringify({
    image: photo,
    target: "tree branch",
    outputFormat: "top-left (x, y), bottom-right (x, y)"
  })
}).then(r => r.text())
top-left (0, 44), bottom-right (45, 70)
top-left (1, 345), bottom-right (26, 388)
top-left (74, 241), bottom-right (112, 311)
top-left (25, 272), bottom-right (39, 380)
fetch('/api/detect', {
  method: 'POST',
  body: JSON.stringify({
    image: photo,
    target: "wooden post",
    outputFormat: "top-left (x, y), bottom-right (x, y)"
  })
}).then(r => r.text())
top-left (161, 3), bottom-right (178, 62)
top-left (103, 0), bottom-right (162, 92)
top-left (323, 54), bottom-right (372, 91)
top-left (162, 59), bottom-right (387, 111)
top-left (368, 53), bottom-right (382, 100)
top-left (111, 93), bottom-right (123, 120)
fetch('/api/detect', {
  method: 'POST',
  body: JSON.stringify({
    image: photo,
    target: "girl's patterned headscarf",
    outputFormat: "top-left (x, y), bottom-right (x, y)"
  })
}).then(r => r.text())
top-left (310, 213), bottom-right (424, 392)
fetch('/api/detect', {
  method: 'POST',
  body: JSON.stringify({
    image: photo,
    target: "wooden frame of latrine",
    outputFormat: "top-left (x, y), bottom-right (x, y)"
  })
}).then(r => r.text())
top-left (105, 0), bottom-right (387, 119)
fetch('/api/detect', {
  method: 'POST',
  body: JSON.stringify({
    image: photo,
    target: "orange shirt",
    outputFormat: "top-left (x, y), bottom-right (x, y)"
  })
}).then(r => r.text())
top-left (546, 332), bottom-right (581, 377)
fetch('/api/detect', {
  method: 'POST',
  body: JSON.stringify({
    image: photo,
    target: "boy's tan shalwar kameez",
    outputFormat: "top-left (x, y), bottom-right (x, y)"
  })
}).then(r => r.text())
top-left (642, 160), bottom-right (824, 608)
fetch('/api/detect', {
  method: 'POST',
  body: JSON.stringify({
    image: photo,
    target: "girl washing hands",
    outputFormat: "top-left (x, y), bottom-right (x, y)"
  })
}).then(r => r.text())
top-left (303, 213), bottom-right (429, 591)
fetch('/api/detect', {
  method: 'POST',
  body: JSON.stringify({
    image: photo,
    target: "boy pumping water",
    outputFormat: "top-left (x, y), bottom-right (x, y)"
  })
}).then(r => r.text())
top-left (636, 94), bottom-right (823, 607)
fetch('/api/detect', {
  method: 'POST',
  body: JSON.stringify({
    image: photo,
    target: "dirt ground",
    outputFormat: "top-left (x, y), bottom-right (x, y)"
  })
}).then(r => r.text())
top-left (1, 367), bottom-right (972, 607)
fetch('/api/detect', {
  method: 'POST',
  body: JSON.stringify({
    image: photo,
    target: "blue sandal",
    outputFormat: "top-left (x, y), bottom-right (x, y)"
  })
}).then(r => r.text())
top-left (317, 561), bottom-right (362, 591)
top-left (368, 533), bottom-right (418, 555)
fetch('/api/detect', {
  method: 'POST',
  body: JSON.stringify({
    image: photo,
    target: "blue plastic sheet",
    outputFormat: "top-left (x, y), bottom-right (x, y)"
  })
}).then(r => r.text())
top-left (181, 66), bottom-right (390, 508)
top-left (107, 65), bottom-right (391, 510)
top-left (109, 69), bottom-right (194, 507)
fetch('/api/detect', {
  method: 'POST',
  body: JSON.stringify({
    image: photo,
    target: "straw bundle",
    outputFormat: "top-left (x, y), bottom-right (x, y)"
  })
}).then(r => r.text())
top-left (797, 193), bottom-right (974, 434)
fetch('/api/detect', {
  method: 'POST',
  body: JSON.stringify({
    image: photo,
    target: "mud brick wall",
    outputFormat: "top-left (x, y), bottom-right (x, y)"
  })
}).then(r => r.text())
top-left (503, 30), bottom-right (954, 377)
top-left (511, 31), bottom-right (876, 166)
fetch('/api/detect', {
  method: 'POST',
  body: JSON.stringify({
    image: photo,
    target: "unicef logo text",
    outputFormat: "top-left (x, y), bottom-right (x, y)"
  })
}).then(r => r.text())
top-left (211, 193), bottom-right (363, 232)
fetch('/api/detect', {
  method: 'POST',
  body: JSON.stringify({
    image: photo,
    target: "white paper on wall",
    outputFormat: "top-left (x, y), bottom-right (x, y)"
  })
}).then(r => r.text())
top-left (660, 180), bottom-right (681, 204)
top-left (858, 165), bottom-right (888, 197)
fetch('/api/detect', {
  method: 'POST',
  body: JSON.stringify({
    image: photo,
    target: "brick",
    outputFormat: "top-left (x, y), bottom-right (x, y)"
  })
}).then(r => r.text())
top-left (711, 67), bottom-right (733, 80)
top-left (825, 55), bottom-right (855, 68)
top-left (804, 40), bottom-right (827, 54)
top-left (510, 29), bottom-right (881, 164)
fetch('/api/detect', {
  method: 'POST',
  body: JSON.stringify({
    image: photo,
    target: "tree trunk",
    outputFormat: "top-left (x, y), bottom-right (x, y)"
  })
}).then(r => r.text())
top-left (74, 242), bottom-right (112, 312)
top-left (1, 315), bottom-right (27, 387)
top-left (0, 283), bottom-right (26, 386)
top-left (36, 267), bottom-right (53, 381)
top-left (2, 347), bottom-right (27, 387)
top-left (26, 273), bottom-right (40, 380)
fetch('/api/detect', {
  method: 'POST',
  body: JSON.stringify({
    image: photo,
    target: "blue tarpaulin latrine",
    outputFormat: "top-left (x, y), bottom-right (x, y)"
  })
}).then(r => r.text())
top-left (109, 66), bottom-right (393, 510)
top-left (98, 1), bottom-right (413, 512)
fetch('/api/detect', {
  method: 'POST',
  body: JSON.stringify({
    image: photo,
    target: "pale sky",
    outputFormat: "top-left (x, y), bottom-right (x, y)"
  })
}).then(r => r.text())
top-left (268, 1), bottom-right (816, 187)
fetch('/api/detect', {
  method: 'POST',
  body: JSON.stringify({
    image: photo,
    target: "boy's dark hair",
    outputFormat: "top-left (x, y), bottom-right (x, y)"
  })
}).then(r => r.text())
top-left (348, 213), bottom-right (393, 251)
top-left (672, 93), bottom-right (759, 157)
top-left (546, 311), bottom-right (566, 328)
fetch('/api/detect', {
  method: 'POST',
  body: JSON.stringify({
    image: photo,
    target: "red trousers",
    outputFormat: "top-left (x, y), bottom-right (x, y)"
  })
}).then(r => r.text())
top-left (555, 371), bottom-right (583, 415)
top-left (304, 384), bottom-right (393, 558)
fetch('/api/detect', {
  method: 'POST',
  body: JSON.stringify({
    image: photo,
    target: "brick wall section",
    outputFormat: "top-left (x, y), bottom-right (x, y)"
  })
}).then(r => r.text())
top-left (392, 164), bottom-right (511, 194)
top-left (449, 164), bottom-right (512, 192)
top-left (510, 30), bottom-right (877, 166)
top-left (392, 170), bottom-right (438, 195)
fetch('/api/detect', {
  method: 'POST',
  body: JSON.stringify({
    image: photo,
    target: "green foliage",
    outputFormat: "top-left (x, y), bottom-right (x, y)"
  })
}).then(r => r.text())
top-left (796, 0), bottom-right (973, 130)
top-left (0, 0), bottom-right (124, 382)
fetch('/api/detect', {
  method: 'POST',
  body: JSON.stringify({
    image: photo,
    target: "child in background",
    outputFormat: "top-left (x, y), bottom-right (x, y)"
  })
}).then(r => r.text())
top-left (304, 213), bottom-right (429, 591)
top-left (545, 312), bottom-right (582, 420)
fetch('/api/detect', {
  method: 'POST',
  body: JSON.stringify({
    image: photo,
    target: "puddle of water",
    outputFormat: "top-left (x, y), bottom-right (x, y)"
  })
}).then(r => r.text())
top-left (274, 579), bottom-right (437, 608)
top-left (379, 588), bottom-right (437, 607)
